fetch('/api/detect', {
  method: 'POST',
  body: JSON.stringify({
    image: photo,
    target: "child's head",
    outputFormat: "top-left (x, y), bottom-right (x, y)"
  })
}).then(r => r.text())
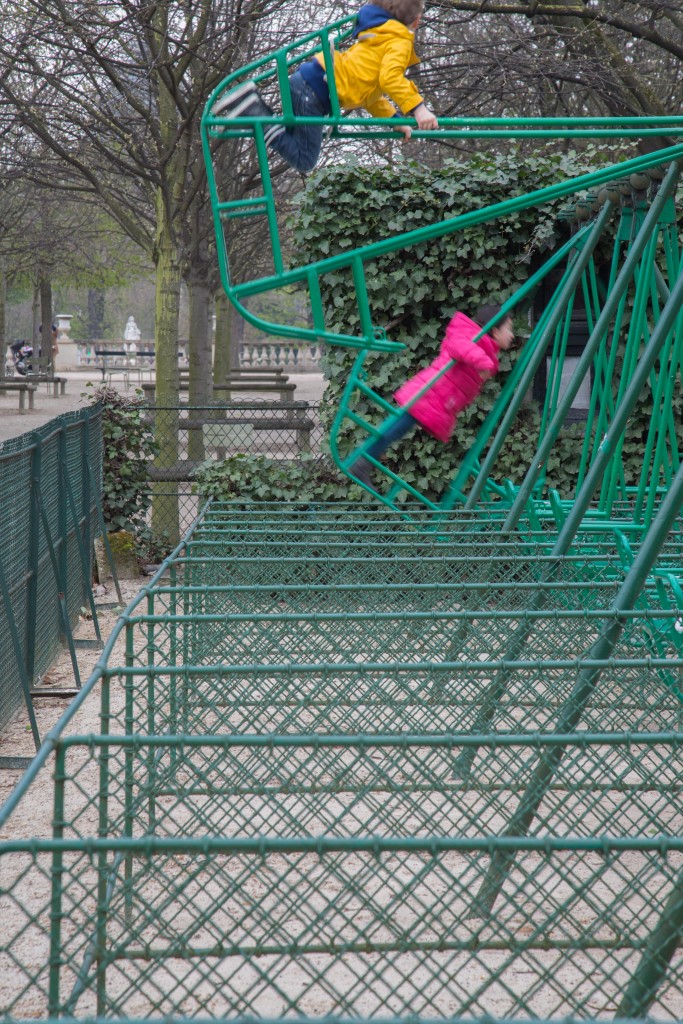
top-left (474, 303), bottom-right (515, 349)
top-left (370, 0), bottom-right (425, 29)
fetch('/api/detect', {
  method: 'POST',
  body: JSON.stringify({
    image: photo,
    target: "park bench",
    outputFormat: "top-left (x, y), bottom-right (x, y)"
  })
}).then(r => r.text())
top-left (142, 377), bottom-right (296, 402)
top-left (2, 356), bottom-right (67, 397)
top-left (94, 346), bottom-right (156, 387)
top-left (0, 381), bottom-right (38, 413)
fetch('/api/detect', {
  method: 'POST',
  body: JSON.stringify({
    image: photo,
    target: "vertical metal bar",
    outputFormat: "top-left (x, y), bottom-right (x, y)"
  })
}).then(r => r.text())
top-left (540, 295), bottom-right (574, 437)
top-left (275, 50), bottom-right (294, 121)
top-left (87, 463), bottom-right (123, 606)
top-left (600, 228), bottom-right (662, 512)
top-left (502, 160), bottom-right (682, 531)
top-left (576, 212), bottom-right (625, 490)
top-left (26, 434), bottom-right (42, 684)
top-left (34, 481), bottom-right (81, 690)
top-left (96, 670), bottom-right (111, 1013)
top-left (253, 126), bottom-right (284, 276)
top-left (169, 564), bottom-right (178, 769)
top-left (62, 459), bottom-right (101, 641)
top-left (0, 553), bottom-right (40, 749)
top-left (58, 426), bottom-right (69, 614)
top-left (465, 205), bottom-right (612, 510)
top-left (319, 29), bottom-right (341, 120)
top-left (82, 411), bottom-right (94, 619)
top-left (48, 742), bottom-right (66, 1015)
top-left (146, 591), bottom-right (157, 832)
top-left (124, 629), bottom-right (134, 927)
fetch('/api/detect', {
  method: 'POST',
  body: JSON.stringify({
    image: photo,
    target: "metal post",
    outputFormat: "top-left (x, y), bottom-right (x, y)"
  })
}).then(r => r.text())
top-left (502, 160), bottom-right (682, 531)
top-left (48, 743), bottom-right (66, 1015)
top-left (464, 203), bottom-right (613, 510)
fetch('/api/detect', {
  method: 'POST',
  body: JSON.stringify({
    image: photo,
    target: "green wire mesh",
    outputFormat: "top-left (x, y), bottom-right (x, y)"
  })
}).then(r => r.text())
top-left (0, 406), bottom-right (103, 736)
top-left (3, 500), bottom-right (683, 1021)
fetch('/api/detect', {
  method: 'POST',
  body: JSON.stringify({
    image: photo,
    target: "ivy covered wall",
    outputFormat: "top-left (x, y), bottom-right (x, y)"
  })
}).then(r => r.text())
top-left (291, 150), bottom-right (616, 500)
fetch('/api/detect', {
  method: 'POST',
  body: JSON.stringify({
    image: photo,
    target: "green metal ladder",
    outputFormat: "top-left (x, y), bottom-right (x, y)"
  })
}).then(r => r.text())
top-left (201, 16), bottom-right (683, 527)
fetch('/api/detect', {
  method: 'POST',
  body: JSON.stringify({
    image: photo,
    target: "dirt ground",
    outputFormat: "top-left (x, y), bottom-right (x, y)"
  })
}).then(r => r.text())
top-left (0, 577), bottom-right (144, 814)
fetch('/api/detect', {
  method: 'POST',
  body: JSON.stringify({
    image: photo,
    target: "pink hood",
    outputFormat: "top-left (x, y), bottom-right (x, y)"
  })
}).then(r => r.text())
top-left (394, 311), bottom-right (499, 442)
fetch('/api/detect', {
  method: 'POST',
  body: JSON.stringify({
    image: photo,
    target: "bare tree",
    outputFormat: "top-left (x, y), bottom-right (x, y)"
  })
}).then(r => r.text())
top-left (421, 0), bottom-right (682, 128)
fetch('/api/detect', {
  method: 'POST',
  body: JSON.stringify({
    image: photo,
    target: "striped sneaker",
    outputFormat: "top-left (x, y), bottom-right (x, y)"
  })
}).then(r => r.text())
top-left (212, 80), bottom-right (267, 119)
top-left (263, 123), bottom-right (286, 146)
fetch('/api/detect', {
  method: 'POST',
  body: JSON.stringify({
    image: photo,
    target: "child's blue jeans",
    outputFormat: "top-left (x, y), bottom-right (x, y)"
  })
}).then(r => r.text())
top-left (269, 72), bottom-right (327, 173)
top-left (366, 411), bottom-right (417, 460)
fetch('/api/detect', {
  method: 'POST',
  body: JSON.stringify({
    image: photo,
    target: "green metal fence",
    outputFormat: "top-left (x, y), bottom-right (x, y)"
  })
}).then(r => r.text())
top-left (2, 492), bottom-right (683, 1020)
top-left (0, 406), bottom-right (103, 749)
top-left (142, 404), bottom-right (325, 544)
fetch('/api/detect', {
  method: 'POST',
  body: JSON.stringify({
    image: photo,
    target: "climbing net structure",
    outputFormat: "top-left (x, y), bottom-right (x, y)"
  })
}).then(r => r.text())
top-left (3, 16), bottom-right (683, 1024)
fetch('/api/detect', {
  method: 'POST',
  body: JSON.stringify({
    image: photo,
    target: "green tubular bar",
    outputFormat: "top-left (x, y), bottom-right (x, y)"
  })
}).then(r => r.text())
top-left (202, 19), bottom-right (683, 521)
top-left (501, 161), bottom-right (682, 532)
top-left (5, 17), bottom-right (683, 1023)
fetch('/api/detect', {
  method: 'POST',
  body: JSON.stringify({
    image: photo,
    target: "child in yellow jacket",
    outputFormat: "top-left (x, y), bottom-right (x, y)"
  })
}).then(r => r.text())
top-left (213, 0), bottom-right (438, 173)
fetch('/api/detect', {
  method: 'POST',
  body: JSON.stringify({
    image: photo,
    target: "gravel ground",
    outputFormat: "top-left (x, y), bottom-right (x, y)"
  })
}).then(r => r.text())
top-left (0, 370), bottom-right (327, 444)
top-left (0, 578), bottom-right (144, 814)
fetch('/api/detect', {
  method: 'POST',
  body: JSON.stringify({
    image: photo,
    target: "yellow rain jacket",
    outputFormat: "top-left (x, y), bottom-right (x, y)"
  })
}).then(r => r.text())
top-left (313, 17), bottom-right (424, 118)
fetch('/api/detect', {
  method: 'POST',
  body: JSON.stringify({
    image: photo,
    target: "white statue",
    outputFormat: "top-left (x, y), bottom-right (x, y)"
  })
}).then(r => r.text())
top-left (124, 316), bottom-right (141, 343)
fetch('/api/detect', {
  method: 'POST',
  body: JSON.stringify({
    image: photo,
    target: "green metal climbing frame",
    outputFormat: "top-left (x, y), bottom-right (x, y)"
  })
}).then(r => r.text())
top-left (2, 15), bottom-right (683, 1024)
top-left (201, 21), bottom-right (683, 524)
top-left (3, 498), bottom-right (683, 1019)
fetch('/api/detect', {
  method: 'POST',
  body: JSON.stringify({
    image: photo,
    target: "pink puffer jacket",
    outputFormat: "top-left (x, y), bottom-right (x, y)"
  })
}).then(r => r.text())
top-left (394, 311), bottom-right (499, 442)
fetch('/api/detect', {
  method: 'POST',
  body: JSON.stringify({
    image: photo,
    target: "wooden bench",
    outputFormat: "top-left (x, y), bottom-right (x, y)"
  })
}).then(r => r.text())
top-left (0, 381), bottom-right (38, 412)
top-left (142, 379), bottom-right (296, 401)
top-left (94, 347), bottom-right (156, 387)
top-left (24, 374), bottom-right (67, 397)
top-left (5, 356), bottom-right (67, 396)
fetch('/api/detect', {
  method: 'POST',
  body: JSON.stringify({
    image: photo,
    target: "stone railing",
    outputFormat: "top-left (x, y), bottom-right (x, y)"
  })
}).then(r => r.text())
top-left (76, 341), bottom-right (188, 367)
top-left (75, 340), bottom-right (320, 371)
top-left (239, 340), bottom-right (321, 372)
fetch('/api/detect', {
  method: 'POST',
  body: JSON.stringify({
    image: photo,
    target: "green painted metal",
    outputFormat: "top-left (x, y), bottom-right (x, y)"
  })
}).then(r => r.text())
top-left (0, 407), bottom-right (105, 748)
top-left (201, 23), bottom-right (683, 522)
top-left (3, 500), bottom-right (683, 1020)
top-left (4, 17), bottom-right (683, 1024)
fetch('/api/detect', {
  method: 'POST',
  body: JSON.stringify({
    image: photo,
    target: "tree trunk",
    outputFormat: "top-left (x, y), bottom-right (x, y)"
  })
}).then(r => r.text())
top-left (88, 288), bottom-right (106, 339)
top-left (151, 200), bottom-right (182, 547)
top-left (213, 288), bottom-right (232, 385)
top-left (231, 303), bottom-right (244, 369)
top-left (0, 260), bottom-right (6, 363)
top-left (149, 1), bottom-right (188, 549)
top-left (39, 276), bottom-right (53, 369)
top-left (32, 285), bottom-right (40, 349)
top-left (187, 273), bottom-right (212, 461)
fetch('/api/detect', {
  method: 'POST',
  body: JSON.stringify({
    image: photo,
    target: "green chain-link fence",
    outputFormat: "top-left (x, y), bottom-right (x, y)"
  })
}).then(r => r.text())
top-left (143, 403), bottom-right (325, 543)
top-left (0, 406), bottom-right (103, 746)
top-left (2, 497), bottom-right (683, 1020)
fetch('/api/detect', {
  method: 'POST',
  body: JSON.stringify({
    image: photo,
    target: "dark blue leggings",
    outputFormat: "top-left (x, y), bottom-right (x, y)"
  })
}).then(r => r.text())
top-left (268, 72), bottom-right (326, 173)
top-left (366, 411), bottom-right (417, 460)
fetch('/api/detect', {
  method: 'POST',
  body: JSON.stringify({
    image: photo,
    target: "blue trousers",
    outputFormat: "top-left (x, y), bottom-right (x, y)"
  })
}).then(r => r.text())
top-left (366, 411), bottom-right (417, 460)
top-left (268, 72), bottom-right (327, 173)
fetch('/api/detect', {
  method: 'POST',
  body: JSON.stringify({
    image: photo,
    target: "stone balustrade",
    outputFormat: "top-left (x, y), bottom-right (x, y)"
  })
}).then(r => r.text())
top-left (75, 339), bottom-right (322, 372)
top-left (239, 340), bottom-right (321, 371)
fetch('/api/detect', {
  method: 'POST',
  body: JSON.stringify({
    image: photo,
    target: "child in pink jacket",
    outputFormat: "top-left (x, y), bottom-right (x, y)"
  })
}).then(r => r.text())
top-left (350, 303), bottom-right (515, 491)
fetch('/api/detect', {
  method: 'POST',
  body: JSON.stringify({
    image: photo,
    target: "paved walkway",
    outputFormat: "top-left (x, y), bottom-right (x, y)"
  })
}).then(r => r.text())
top-left (0, 370), bottom-right (327, 445)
